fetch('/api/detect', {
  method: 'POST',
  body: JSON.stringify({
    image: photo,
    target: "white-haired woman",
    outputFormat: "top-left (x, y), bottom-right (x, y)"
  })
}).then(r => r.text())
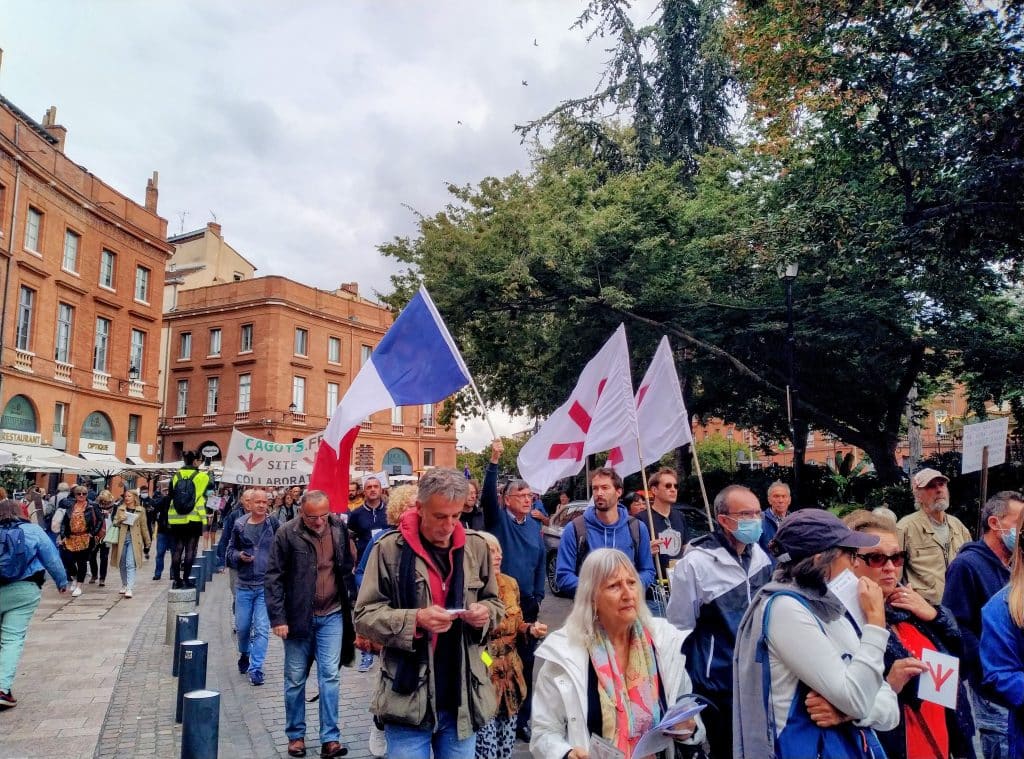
top-left (531, 548), bottom-right (704, 759)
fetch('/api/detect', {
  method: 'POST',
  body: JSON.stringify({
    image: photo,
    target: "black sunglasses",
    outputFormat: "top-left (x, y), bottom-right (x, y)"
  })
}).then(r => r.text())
top-left (856, 551), bottom-right (908, 568)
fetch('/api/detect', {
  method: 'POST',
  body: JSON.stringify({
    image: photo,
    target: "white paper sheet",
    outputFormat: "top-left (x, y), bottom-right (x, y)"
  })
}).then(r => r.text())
top-left (827, 569), bottom-right (866, 629)
top-left (918, 648), bottom-right (959, 710)
top-left (631, 696), bottom-right (706, 758)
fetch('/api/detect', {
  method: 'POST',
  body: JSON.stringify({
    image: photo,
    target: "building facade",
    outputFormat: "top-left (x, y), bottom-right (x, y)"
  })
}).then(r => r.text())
top-left (159, 276), bottom-right (457, 477)
top-left (0, 96), bottom-right (171, 477)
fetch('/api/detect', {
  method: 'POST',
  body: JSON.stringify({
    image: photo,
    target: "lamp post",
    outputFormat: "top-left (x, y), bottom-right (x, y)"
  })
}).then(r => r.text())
top-left (778, 261), bottom-right (800, 506)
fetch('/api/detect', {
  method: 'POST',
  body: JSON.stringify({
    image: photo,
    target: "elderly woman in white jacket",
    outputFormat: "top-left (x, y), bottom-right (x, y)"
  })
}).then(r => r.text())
top-left (531, 548), bottom-right (704, 759)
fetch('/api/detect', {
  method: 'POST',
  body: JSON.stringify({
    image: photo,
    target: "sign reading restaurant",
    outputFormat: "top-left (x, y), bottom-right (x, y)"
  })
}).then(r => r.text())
top-left (0, 429), bottom-right (43, 445)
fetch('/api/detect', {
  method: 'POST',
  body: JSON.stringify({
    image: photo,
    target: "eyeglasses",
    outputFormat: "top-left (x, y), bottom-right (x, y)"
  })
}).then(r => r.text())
top-left (724, 510), bottom-right (761, 521)
top-left (74, 492), bottom-right (87, 497)
top-left (856, 551), bottom-right (908, 568)
top-left (658, 483), bottom-right (678, 490)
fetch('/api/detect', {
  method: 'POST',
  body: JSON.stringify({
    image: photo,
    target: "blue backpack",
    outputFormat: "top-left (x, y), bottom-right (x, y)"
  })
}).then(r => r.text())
top-left (0, 522), bottom-right (32, 584)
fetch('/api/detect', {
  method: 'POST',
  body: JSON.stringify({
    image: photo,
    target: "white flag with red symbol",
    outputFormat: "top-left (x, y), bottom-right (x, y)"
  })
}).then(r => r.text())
top-left (517, 324), bottom-right (638, 493)
top-left (611, 336), bottom-right (693, 477)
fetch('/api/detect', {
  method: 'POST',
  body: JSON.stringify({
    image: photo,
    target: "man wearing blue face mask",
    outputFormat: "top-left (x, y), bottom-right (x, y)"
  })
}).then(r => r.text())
top-left (666, 484), bottom-right (773, 758)
top-left (943, 490), bottom-right (1023, 759)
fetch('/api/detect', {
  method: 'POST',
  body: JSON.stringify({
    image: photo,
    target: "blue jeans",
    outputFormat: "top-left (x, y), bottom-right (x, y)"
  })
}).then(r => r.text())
top-left (119, 535), bottom-right (136, 589)
top-left (153, 530), bottom-right (174, 578)
top-left (283, 612), bottom-right (342, 743)
top-left (384, 710), bottom-right (476, 759)
top-left (971, 685), bottom-right (1009, 759)
top-left (235, 586), bottom-right (269, 673)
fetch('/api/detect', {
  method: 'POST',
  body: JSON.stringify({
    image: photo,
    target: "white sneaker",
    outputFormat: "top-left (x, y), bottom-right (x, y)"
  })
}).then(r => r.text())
top-left (124, 589), bottom-right (133, 598)
top-left (71, 586), bottom-right (82, 597)
top-left (119, 587), bottom-right (127, 595)
top-left (368, 724), bottom-right (387, 758)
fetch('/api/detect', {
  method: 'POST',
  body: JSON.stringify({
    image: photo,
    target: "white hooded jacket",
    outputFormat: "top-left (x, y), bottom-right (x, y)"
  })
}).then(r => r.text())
top-left (530, 617), bottom-right (705, 758)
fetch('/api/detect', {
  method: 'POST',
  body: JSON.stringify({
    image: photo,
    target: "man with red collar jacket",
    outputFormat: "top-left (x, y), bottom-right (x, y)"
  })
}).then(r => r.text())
top-left (354, 468), bottom-right (504, 759)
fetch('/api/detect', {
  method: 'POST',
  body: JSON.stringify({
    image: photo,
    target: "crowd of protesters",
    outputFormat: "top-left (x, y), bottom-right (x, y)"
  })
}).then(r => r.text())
top-left (5, 444), bottom-right (1024, 759)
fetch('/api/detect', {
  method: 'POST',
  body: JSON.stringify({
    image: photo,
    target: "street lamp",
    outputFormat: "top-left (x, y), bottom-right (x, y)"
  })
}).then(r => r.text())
top-left (778, 261), bottom-right (800, 506)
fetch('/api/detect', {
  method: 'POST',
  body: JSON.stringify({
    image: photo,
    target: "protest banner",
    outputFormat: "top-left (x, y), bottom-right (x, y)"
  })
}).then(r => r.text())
top-left (221, 428), bottom-right (323, 487)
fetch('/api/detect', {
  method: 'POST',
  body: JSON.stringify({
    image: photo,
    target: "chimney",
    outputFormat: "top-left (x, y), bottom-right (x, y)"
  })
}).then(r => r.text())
top-left (339, 282), bottom-right (359, 297)
top-left (41, 106), bottom-right (67, 152)
top-left (207, 221), bottom-right (222, 237)
top-left (145, 171), bottom-right (159, 212)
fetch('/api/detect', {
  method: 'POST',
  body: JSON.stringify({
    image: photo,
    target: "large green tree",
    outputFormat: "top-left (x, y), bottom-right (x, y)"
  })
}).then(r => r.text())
top-left (382, 0), bottom-right (1024, 486)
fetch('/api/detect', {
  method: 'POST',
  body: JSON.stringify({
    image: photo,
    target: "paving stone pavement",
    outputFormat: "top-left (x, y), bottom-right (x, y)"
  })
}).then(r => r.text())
top-left (0, 562), bottom-right (168, 759)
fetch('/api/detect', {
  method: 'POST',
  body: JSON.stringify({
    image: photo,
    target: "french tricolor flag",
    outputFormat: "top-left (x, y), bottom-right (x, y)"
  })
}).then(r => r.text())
top-left (310, 287), bottom-right (471, 512)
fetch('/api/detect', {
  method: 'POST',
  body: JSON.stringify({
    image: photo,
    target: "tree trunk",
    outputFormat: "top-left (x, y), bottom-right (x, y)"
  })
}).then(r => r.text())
top-left (860, 438), bottom-right (905, 485)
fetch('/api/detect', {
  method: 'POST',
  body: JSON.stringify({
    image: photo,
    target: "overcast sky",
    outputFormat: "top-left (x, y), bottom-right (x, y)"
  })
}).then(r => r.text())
top-left (1, 1), bottom-right (654, 450)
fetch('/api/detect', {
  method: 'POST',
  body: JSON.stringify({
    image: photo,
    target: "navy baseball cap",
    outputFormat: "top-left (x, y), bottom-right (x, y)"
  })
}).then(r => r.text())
top-left (772, 508), bottom-right (879, 563)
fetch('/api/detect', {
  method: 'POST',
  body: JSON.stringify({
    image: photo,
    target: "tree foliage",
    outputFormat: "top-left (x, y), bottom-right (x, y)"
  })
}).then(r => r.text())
top-left (381, 0), bottom-right (1024, 487)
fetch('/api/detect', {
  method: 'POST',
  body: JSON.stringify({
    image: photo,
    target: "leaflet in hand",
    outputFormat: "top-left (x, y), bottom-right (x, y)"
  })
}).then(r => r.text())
top-left (827, 569), bottom-right (867, 629)
top-left (631, 695), bottom-right (706, 758)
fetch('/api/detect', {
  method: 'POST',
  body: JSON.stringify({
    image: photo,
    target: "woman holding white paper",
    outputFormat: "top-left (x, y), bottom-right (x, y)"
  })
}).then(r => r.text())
top-left (733, 508), bottom-right (899, 759)
top-left (530, 548), bottom-right (704, 759)
top-left (844, 511), bottom-right (976, 759)
top-left (111, 490), bottom-right (151, 599)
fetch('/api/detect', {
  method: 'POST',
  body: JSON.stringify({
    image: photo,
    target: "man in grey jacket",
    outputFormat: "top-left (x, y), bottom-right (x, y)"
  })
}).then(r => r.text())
top-left (355, 468), bottom-right (504, 759)
top-left (265, 490), bottom-right (355, 759)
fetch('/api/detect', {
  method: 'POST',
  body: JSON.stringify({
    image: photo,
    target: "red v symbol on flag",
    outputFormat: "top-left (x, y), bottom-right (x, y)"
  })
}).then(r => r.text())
top-left (927, 662), bottom-right (954, 691)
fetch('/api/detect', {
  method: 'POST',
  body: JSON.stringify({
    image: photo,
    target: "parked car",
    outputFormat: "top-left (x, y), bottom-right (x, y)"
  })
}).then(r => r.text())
top-left (542, 500), bottom-right (713, 597)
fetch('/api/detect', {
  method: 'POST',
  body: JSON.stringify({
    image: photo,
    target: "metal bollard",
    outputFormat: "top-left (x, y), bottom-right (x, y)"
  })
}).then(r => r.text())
top-left (176, 639), bottom-right (207, 723)
top-left (181, 689), bottom-right (220, 759)
top-left (189, 573), bottom-right (201, 605)
top-left (172, 612), bottom-right (199, 676)
top-left (191, 560), bottom-right (205, 590)
top-left (165, 588), bottom-right (198, 645)
top-left (204, 549), bottom-right (217, 579)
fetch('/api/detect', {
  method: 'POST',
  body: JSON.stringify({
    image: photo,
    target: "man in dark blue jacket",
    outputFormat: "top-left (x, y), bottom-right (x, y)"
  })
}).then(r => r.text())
top-left (481, 439), bottom-right (547, 741)
top-left (944, 490), bottom-right (1023, 758)
top-left (227, 489), bottom-right (278, 686)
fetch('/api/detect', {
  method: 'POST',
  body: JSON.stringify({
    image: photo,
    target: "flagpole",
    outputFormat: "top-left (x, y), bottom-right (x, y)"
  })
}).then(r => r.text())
top-left (464, 376), bottom-right (498, 441)
top-left (635, 443), bottom-right (666, 587)
top-left (690, 443), bottom-right (715, 531)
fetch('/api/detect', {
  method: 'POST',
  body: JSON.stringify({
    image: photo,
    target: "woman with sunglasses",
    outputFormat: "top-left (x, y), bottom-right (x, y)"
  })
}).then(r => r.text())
top-left (55, 487), bottom-right (103, 597)
top-left (844, 510), bottom-right (976, 759)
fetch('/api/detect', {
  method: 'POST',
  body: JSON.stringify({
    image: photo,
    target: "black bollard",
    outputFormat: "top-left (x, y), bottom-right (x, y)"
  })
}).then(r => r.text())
top-left (173, 612), bottom-right (199, 676)
top-left (191, 560), bottom-right (205, 590)
top-left (176, 640), bottom-right (207, 723)
top-left (181, 688), bottom-right (220, 759)
top-left (205, 548), bottom-right (217, 578)
top-left (189, 573), bottom-right (201, 605)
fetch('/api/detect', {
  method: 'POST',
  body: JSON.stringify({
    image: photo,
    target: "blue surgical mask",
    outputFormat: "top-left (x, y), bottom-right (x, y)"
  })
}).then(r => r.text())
top-left (1002, 527), bottom-right (1017, 552)
top-left (732, 518), bottom-right (763, 545)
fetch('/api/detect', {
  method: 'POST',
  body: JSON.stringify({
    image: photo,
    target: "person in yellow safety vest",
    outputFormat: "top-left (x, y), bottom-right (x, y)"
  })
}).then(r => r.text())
top-left (168, 451), bottom-right (211, 589)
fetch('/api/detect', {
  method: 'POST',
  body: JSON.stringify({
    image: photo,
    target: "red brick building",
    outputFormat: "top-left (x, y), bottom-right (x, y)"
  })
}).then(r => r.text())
top-left (160, 276), bottom-right (457, 477)
top-left (0, 95), bottom-right (171, 480)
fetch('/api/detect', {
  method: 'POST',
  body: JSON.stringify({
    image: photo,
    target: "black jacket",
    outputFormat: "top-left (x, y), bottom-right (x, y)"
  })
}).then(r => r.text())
top-left (264, 515), bottom-right (356, 663)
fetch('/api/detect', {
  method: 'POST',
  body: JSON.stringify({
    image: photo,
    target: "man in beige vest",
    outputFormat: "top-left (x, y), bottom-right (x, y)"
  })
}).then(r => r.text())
top-left (897, 468), bottom-right (971, 604)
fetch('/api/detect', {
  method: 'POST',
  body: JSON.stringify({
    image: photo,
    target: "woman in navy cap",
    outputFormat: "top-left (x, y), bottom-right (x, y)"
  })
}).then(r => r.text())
top-left (733, 508), bottom-right (899, 758)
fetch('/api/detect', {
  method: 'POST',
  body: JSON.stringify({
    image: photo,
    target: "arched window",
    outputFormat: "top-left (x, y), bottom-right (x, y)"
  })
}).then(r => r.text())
top-left (0, 395), bottom-right (38, 432)
top-left (383, 447), bottom-right (413, 476)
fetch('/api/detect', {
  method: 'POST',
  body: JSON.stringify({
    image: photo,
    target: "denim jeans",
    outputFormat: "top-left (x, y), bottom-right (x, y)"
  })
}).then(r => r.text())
top-left (384, 710), bottom-right (476, 759)
top-left (153, 530), bottom-right (175, 578)
top-left (235, 586), bottom-right (269, 673)
top-left (283, 612), bottom-right (342, 743)
top-left (970, 685), bottom-right (1009, 759)
top-left (0, 581), bottom-right (42, 692)
top-left (119, 535), bottom-right (136, 590)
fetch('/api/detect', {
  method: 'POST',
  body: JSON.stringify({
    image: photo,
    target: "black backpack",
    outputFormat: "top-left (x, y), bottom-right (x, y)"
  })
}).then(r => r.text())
top-left (572, 513), bottom-right (643, 573)
top-left (172, 470), bottom-right (199, 515)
